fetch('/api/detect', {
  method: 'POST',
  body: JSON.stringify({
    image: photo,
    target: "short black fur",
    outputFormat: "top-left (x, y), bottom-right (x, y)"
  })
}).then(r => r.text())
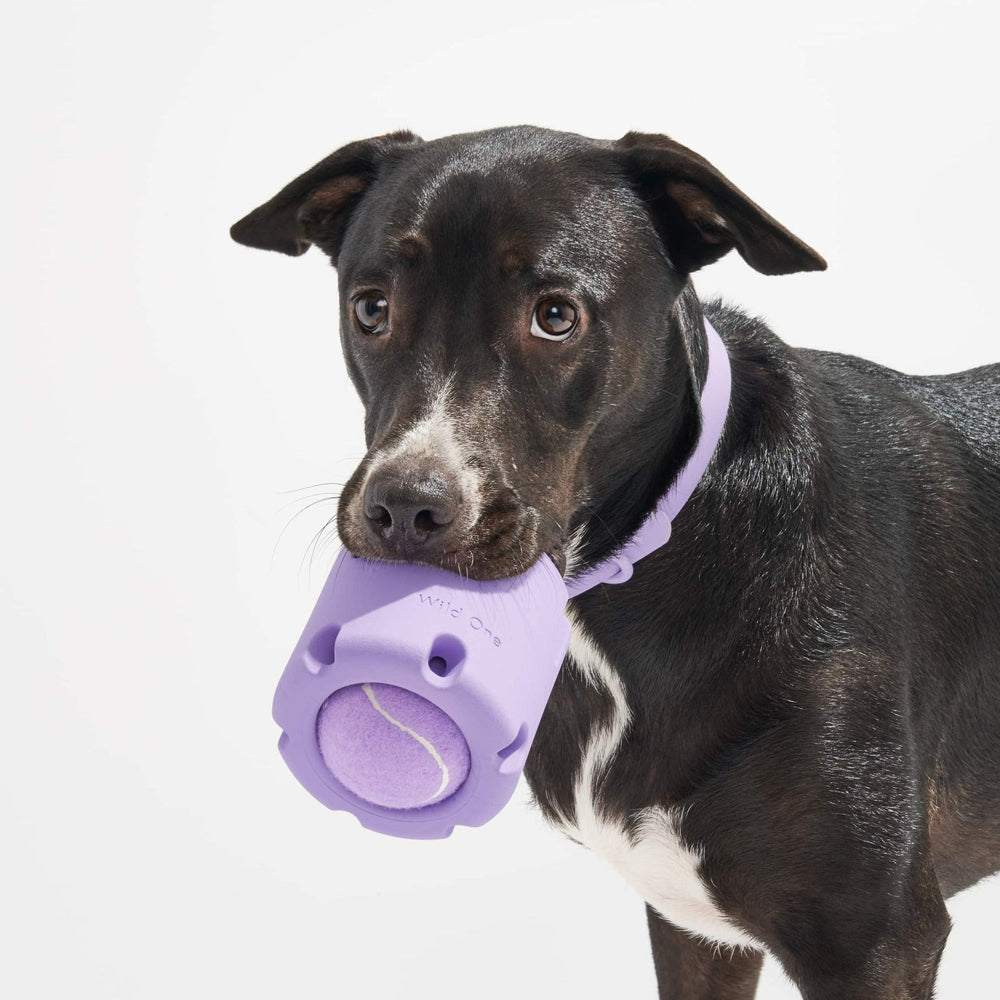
top-left (232, 125), bottom-right (1000, 999)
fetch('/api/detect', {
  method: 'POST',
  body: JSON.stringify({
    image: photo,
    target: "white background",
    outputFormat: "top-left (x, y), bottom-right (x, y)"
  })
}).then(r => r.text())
top-left (4, 1), bottom-right (998, 997)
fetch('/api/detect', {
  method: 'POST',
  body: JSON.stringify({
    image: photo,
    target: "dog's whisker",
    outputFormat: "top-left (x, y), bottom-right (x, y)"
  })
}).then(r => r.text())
top-left (278, 481), bottom-right (347, 495)
top-left (276, 488), bottom-right (343, 511)
top-left (271, 495), bottom-right (341, 572)
top-left (301, 512), bottom-right (340, 588)
top-left (277, 494), bottom-right (339, 523)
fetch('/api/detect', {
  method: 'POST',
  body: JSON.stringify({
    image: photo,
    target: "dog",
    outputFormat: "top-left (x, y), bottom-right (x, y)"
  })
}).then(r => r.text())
top-left (231, 125), bottom-right (1000, 999)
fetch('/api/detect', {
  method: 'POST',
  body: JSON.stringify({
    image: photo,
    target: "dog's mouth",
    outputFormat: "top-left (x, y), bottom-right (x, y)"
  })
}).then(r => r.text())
top-left (435, 507), bottom-right (569, 581)
top-left (337, 482), bottom-right (569, 581)
top-left (338, 529), bottom-right (563, 581)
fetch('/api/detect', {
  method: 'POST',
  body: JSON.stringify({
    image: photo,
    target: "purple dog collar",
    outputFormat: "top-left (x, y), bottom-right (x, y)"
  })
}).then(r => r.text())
top-left (567, 317), bottom-right (732, 597)
top-left (272, 318), bottom-right (731, 837)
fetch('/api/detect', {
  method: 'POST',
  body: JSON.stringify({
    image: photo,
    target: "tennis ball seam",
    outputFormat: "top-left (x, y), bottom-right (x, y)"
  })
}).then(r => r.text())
top-left (361, 682), bottom-right (450, 802)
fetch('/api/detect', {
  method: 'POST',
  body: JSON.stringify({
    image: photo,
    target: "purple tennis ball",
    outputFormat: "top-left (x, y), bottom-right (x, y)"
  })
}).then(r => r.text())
top-left (316, 682), bottom-right (471, 810)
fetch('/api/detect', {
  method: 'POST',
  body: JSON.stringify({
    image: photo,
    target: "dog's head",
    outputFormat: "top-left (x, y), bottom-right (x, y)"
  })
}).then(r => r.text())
top-left (232, 126), bottom-right (824, 579)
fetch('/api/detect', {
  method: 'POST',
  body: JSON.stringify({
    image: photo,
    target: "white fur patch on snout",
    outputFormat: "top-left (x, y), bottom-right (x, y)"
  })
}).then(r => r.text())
top-left (361, 377), bottom-right (483, 531)
top-left (552, 610), bottom-right (763, 952)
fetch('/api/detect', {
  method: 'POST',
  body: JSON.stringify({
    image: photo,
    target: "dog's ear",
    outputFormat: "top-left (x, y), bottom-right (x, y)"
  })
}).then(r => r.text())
top-left (613, 132), bottom-right (826, 276)
top-left (230, 130), bottom-right (424, 262)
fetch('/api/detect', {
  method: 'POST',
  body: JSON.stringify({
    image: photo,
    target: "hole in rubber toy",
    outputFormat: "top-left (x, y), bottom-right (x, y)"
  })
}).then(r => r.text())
top-left (306, 624), bottom-right (341, 672)
top-left (426, 633), bottom-right (466, 683)
top-left (497, 723), bottom-right (530, 774)
top-left (316, 682), bottom-right (471, 810)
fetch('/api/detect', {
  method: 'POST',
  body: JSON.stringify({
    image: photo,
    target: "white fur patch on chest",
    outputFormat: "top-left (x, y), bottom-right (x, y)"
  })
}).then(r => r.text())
top-left (551, 610), bottom-right (762, 952)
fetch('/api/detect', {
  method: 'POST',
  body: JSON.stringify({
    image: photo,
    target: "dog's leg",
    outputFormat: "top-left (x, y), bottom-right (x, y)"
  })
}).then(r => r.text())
top-left (791, 923), bottom-right (950, 1000)
top-left (646, 906), bottom-right (763, 1000)
top-left (784, 854), bottom-right (952, 1000)
top-left (792, 933), bottom-right (948, 1000)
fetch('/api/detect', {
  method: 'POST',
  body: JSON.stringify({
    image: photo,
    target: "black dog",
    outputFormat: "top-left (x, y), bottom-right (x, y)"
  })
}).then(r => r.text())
top-left (231, 126), bottom-right (1000, 999)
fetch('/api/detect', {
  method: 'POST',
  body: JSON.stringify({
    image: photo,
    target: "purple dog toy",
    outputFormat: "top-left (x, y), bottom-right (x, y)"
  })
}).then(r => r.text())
top-left (273, 319), bottom-right (732, 838)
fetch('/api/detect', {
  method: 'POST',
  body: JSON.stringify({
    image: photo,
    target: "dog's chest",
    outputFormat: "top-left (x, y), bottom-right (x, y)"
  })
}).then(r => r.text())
top-left (549, 612), bottom-right (760, 951)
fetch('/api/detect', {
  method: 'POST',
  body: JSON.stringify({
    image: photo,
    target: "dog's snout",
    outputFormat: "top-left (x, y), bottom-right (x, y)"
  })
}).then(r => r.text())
top-left (362, 464), bottom-right (461, 557)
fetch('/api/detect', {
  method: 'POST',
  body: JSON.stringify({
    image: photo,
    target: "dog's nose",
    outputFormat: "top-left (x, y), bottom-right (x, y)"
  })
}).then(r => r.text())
top-left (362, 465), bottom-right (461, 557)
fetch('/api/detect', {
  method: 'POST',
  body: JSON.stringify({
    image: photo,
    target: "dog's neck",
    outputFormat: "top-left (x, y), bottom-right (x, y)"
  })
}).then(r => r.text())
top-left (566, 285), bottom-right (714, 582)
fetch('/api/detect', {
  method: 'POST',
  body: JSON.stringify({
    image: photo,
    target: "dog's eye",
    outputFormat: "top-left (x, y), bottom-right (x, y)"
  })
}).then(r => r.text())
top-left (531, 299), bottom-right (579, 341)
top-left (354, 292), bottom-right (389, 333)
